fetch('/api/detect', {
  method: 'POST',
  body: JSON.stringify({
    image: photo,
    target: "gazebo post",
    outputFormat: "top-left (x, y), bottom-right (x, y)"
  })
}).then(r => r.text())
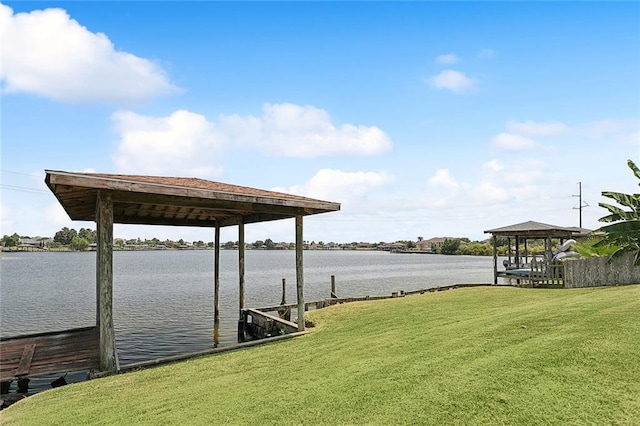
top-left (213, 224), bottom-right (220, 324)
top-left (295, 215), bottom-right (305, 332)
top-left (492, 235), bottom-right (498, 285)
top-left (237, 217), bottom-right (245, 341)
top-left (96, 190), bottom-right (117, 372)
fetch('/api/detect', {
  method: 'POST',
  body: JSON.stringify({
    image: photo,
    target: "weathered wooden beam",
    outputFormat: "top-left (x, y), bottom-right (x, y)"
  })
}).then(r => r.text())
top-left (96, 190), bottom-right (118, 372)
top-left (296, 215), bottom-right (304, 332)
top-left (111, 214), bottom-right (231, 228)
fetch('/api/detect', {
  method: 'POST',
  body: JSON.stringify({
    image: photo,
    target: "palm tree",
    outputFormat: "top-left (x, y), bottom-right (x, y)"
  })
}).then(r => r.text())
top-left (596, 159), bottom-right (640, 263)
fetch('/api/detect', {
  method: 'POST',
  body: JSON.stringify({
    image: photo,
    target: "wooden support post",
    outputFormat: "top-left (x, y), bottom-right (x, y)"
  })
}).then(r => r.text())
top-left (214, 224), bottom-right (220, 324)
top-left (96, 190), bottom-right (118, 372)
top-left (331, 275), bottom-right (337, 298)
top-left (492, 235), bottom-right (498, 285)
top-left (238, 217), bottom-right (245, 341)
top-left (213, 320), bottom-right (220, 348)
top-left (295, 215), bottom-right (305, 332)
top-left (515, 236), bottom-right (520, 268)
top-left (280, 278), bottom-right (291, 321)
top-left (281, 278), bottom-right (286, 305)
top-left (16, 378), bottom-right (29, 394)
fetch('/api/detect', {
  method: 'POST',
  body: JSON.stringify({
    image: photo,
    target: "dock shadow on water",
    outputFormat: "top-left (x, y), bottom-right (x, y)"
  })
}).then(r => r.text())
top-left (0, 250), bottom-right (493, 400)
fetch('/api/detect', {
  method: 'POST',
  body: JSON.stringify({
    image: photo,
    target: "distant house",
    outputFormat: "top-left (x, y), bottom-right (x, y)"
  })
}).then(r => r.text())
top-left (273, 242), bottom-right (290, 250)
top-left (416, 237), bottom-right (452, 252)
top-left (377, 242), bottom-right (405, 251)
top-left (357, 242), bottom-right (374, 249)
top-left (19, 237), bottom-right (52, 249)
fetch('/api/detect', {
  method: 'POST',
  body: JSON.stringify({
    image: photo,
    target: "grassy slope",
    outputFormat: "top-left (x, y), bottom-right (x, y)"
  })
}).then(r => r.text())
top-left (2, 286), bottom-right (639, 425)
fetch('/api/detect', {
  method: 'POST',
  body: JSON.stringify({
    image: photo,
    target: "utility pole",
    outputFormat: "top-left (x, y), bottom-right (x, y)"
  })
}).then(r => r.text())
top-left (572, 182), bottom-right (589, 228)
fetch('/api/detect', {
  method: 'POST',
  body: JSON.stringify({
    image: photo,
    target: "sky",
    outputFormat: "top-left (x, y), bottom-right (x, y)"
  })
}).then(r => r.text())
top-left (1, 1), bottom-right (639, 245)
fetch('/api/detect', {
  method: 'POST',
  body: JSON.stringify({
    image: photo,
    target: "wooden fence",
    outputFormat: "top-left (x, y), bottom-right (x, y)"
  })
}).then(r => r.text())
top-left (563, 252), bottom-right (640, 288)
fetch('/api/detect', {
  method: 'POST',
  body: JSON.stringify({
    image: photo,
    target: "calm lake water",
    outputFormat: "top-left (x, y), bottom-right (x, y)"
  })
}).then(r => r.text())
top-left (0, 250), bottom-right (493, 390)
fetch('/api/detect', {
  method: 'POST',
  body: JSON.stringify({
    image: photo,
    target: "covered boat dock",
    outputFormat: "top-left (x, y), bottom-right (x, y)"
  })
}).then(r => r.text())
top-left (484, 220), bottom-right (587, 286)
top-left (1, 171), bottom-right (340, 392)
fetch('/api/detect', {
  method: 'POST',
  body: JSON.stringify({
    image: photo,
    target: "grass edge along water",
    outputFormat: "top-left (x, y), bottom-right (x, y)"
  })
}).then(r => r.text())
top-left (2, 285), bottom-right (639, 425)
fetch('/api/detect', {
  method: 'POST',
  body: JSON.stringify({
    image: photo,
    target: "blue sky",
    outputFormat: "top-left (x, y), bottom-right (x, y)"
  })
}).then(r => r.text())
top-left (1, 1), bottom-right (639, 244)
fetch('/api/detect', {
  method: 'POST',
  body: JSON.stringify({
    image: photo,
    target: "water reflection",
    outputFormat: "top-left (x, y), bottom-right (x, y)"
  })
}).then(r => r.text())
top-left (1, 250), bottom-right (494, 365)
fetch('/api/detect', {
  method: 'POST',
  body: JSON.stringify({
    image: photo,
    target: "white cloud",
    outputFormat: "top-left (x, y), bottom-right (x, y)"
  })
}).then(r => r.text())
top-left (429, 70), bottom-right (476, 93)
top-left (111, 110), bottom-right (225, 177)
top-left (428, 169), bottom-right (459, 191)
top-left (0, 204), bottom-right (13, 232)
top-left (276, 169), bottom-right (393, 205)
top-left (580, 119), bottom-right (637, 138)
top-left (492, 133), bottom-right (540, 151)
top-left (219, 103), bottom-right (393, 157)
top-left (471, 181), bottom-right (510, 204)
top-left (505, 120), bottom-right (569, 137)
top-left (45, 202), bottom-right (75, 227)
top-left (425, 169), bottom-right (462, 207)
top-left (422, 158), bottom-right (566, 211)
top-left (111, 103), bottom-right (393, 177)
top-left (435, 53), bottom-right (459, 65)
top-left (478, 48), bottom-right (495, 58)
top-left (0, 4), bottom-right (178, 103)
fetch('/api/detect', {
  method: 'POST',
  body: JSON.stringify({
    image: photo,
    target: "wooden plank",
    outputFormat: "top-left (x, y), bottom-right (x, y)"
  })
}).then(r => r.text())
top-left (0, 327), bottom-right (99, 382)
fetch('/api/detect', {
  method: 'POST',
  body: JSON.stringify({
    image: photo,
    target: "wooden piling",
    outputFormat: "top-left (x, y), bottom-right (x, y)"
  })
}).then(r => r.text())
top-left (281, 278), bottom-right (286, 305)
top-left (295, 215), bottom-right (304, 332)
top-left (96, 190), bottom-right (117, 372)
top-left (16, 378), bottom-right (29, 394)
top-left (214, 224), bottom-right (220, 324)
top-left (330, 275), bottom-right (337, 298)
top-left (238, 217), bottom-right (245, 341)
top-left (280, 278), bottom-right (290, 321)
top-left (492, 235), bottom-right (498, 285)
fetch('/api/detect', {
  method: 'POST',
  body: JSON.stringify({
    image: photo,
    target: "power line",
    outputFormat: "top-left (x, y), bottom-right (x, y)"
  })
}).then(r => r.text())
top-left (0, 184), bottom-right (49, 195)
top-left (0, 169), bottom-right (43, 177)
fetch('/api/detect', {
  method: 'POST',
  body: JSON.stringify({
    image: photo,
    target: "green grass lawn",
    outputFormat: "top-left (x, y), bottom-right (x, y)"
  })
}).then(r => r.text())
top-left (2, 285), bottom-right (639, 425)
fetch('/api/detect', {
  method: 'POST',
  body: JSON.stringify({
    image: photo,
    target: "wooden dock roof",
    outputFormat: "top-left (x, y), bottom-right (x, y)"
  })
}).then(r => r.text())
top-left (45, 170), bottom-right (340, 227)
top-left (484, 220), bottom-right (577, 238)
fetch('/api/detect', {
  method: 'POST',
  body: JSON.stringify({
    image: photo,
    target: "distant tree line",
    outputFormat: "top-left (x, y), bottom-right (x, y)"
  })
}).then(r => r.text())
top-left (3, 227), bottom-right (527, 256)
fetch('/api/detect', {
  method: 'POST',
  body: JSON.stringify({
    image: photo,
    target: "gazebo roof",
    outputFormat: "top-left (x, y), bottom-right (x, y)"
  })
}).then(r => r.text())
top-left (45, 170), bottom-right (340, 227)
top-left (484, 220), bottom-right (578, 238)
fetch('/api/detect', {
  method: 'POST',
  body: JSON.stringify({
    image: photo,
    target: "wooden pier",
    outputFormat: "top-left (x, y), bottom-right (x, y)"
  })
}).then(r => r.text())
top-left (0, 327), bottom-right (99, 390)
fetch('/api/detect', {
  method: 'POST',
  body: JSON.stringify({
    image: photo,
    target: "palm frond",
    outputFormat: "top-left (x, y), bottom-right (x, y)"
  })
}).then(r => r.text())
top-left (600, 191), bottom-right (640, 211)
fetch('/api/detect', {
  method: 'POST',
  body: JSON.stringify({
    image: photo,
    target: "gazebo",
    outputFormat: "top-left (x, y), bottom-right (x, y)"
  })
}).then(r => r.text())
top-left (484, 220), bottom-right (582, 285)
top-left (0, 171), bottom-right (340, 388)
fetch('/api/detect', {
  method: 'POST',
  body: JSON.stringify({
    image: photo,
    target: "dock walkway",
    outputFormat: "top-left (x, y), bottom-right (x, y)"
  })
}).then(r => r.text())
top-left (0, 326), bottom-right (99, 385)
